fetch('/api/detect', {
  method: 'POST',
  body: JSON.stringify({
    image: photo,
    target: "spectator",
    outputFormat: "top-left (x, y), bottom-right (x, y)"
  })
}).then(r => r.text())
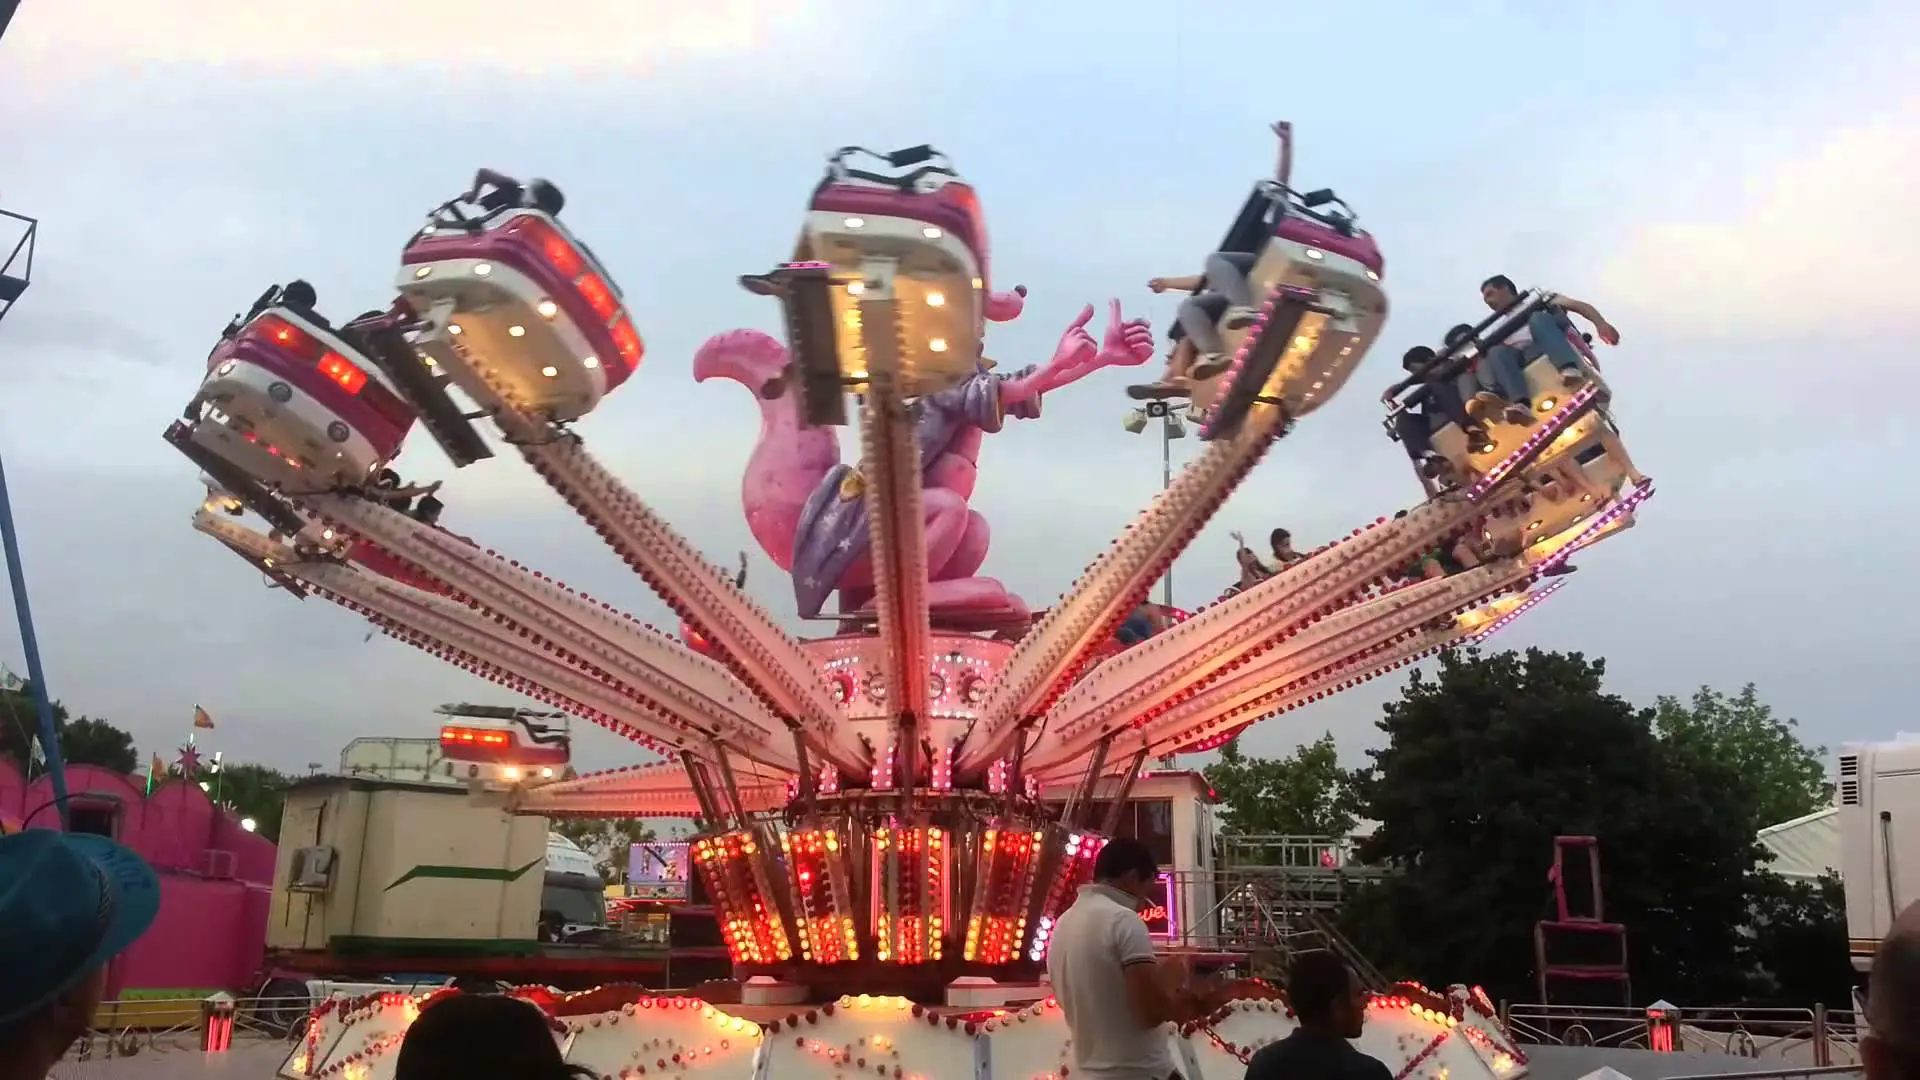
top-left (0, 830), bottom-right (161, 1080)
top-left (396, 993), bottom-right (589, 1080)
top-left (1244, 950), bottom-right (1391, 1080)
top-left (1048, 837), bottom-right (1192, 1080)
top-left (1868, 902), bottom-right (1920, 1080)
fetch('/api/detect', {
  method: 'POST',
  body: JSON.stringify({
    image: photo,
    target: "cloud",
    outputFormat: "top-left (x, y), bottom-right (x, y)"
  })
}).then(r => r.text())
top-left (1600, 102), bottom-right (1920, 338)
top-left (6, 1), bottom-right (824, 76)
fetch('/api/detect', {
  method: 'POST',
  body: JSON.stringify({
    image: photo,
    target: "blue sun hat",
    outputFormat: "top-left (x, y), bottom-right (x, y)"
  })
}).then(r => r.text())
top-left (0, 830), bottom-right (161, 1025)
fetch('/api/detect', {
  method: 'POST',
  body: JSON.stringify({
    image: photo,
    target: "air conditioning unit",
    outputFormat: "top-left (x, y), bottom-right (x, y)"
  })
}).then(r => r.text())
top-left (289, 846), bottom-right (336, 893)
top-left (200, 849), bottom-right (237, 880)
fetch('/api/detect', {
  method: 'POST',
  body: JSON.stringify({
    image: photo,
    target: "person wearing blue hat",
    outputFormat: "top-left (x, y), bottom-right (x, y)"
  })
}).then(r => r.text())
top-left (0, 830), bottom-right (161, 1080)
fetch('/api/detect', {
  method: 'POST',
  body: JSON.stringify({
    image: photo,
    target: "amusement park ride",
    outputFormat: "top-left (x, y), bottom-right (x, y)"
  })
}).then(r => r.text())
top-left (162, 131), bottom-right (1647, 1080)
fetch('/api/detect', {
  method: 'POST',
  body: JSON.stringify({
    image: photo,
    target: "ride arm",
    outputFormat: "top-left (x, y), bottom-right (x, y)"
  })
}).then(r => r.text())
top-left (1075, 564), bottom-right (1526, 762)
top-left (1153, 274), bottom-right (1205, 293)
top-left (514, 761), bottom-right (789, 818)
top-left (192, 512), bottom-right (705, 755)
top-left (1006, 498), bottom-right (1494, 774)
top-left (492, 424), bottom-right (861, 776)
top-left (301, 496), bottom-right (800, 770)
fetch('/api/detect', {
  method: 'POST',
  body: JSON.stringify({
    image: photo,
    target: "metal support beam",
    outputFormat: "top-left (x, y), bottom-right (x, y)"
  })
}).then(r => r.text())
top-left (0, 204), bottom-right (66, 830)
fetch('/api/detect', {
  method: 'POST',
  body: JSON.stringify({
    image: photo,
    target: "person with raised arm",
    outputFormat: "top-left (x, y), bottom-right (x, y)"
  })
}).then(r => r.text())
top-left (1129, 124), bottom-right (1294, 400)
top-left (1479, 274), bottom-right (1619, 391)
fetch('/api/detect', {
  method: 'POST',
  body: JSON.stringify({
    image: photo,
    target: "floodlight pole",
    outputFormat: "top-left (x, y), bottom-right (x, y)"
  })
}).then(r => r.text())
top-left (0, 206), bottom-right (70, 830)
top-left (1126, 401), bottom-right (1181, 607)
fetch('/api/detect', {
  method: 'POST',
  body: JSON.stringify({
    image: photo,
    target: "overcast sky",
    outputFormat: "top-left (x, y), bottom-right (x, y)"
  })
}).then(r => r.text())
top-left (0, 0), bottom-right (1913, 789)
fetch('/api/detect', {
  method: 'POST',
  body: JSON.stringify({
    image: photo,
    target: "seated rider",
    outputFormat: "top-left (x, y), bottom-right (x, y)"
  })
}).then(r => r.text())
top-left (1445, 323), bottom-right (1532, 426)
top-left (1133, 123), bottom-right (1294, 398)
top-left (1138, 252), bottom-right (1261, 394)
top-left (1479, 274), bottom-right (1620, 391)
top-left (1384, 345), bottom-right (1491, 481)
top-left (1231, 527), bottom-right (1305, 589)
top-left (465, 169), bottom-right (567, 217)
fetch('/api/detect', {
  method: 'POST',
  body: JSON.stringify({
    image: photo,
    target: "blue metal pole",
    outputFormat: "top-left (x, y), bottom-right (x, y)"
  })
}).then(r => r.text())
top-left (0, 445), bottom-right (68, 829)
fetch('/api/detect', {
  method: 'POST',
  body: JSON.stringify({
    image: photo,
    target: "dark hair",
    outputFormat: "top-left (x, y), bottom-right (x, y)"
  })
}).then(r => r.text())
top-left (1286, 949), bottom-right (1355, 1024)
top-left (1401, 345), bottom-right (1435, 371)
top-left (1443, 323), bottom-right (1476, 348)
top-left (1092, 837), bottom-right (1158, 884)
top-left (1270, 528), bottom-right (1292, 548)
top-left (1481, 274), bottom-right (1518, 295)
top-left (396, 994), bottom-right (589, 1080)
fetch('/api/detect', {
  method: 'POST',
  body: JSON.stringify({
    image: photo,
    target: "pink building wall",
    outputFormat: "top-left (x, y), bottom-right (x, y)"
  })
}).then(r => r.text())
top-left (0, 760), bottom-right (277, 995)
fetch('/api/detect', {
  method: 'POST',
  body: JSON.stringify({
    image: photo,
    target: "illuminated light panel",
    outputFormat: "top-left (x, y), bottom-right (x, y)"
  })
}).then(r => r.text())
top-left (871, 825), bottom-right (949, 965)
top-left (961, 827), bottom-right (1043, 964)
top-left (1028, 831), bottom-right (1103, 963)
top-left (781, 827), bottom-right (860, 964)
top-left (691, 830), bottom-right (793, 965)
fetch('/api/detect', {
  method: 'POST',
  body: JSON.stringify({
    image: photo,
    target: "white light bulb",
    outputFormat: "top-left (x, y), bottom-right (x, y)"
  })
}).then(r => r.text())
top-left (473, 262), bottom-right (493, 276)
top-left (537, 299), bottom-right (559, 319)
top-left (508, 325), bottom-right (526, 338)
top-left (926, 292), bottom-right (945, 307)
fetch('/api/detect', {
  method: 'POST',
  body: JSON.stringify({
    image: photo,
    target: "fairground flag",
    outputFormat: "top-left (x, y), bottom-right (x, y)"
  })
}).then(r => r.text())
top-left (28, 735), bottom-right (44, 767)
top-left (192, 705), bottom-right (216, 730)
top-left (146, 753), bottom-right (167, 795)
top-left (0, 664), bottom-right (21, 692)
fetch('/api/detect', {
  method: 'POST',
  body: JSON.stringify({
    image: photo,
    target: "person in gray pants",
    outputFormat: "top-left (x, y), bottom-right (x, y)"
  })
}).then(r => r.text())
top-left (1131, 251), bottom-right (1260, 397)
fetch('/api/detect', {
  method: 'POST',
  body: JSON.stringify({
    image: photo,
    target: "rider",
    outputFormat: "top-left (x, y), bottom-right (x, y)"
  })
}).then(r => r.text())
top-left (1384, 345), bottom-right (1491, 480)
top-left (1132, 122), bottom-right (1294, 398)
top-left (1135, 253), bottom-right (1261, 396)
top-left (1445, 323), bottom-right (1532, 425)
top-left (1479, 275), bottom-right (1620, 390)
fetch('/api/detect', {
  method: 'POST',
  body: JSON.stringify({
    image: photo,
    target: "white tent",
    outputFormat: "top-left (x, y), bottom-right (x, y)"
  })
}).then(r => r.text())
top-left (1756, 806), bottom-right (1839, 881)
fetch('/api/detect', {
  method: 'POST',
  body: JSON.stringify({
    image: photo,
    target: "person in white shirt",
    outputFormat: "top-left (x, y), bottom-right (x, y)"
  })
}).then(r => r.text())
top-left (1047, 838), bottom-right (1194, 1080)
top-left (1478, 275), bottom-right (1620, 392)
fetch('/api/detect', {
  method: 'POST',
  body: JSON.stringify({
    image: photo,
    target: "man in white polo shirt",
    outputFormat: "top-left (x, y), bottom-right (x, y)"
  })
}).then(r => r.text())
top-left (1047, 837), bottom-right (1192, 1080)
top-left (1478, 274), bottom-right (1621, 393)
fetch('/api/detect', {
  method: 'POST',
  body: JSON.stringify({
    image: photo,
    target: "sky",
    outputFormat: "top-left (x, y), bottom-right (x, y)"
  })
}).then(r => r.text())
top-left (0, 0), bottom-right (1915, 791)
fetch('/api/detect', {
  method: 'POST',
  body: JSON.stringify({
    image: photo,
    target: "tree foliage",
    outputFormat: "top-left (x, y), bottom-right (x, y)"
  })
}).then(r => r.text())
top-left (1652, 684), bottom-right (1831, 833)
top-left (1205, 732), bottom-right (1361, 839)
top-left (552, 817), bottom-right (658, 883)
top-left (1340, 648), bottom-right (1767, 1004)
top-left (0, 687), bottom-right (137, 773)
top-left (1742, 870), bottom-right (1853, 1007)
top-left (208, 762), bottom-right (293, 842)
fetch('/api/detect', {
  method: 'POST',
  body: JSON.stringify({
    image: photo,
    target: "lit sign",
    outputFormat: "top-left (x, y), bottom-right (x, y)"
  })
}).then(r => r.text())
top-left (1143, 871), bottom-right (1179, 940)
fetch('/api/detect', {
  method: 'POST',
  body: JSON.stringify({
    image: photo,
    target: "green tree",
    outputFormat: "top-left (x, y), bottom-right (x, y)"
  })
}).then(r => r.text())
top-left (1, 685), bottom-right (138, 774)
top-left (1342, 648), bottom-right (1765, 1004)
top-left (1653, 684), bottom-right (1830, 832)
top-left (211, 762), bottom-right (293, 842)
top-left (552, 817), bottom-right (658, 883)
top-left (1205, 732), bottom-right (1360, 840)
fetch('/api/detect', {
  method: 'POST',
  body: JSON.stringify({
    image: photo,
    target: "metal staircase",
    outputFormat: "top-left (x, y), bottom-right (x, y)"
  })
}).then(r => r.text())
top-left (1191, 834), bottom-right (1392, 988)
